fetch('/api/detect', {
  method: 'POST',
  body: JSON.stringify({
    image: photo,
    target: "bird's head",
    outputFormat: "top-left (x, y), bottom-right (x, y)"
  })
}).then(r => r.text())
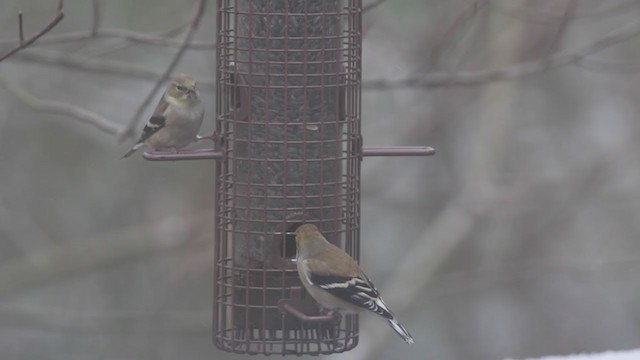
top-left (295, 224), bottom-right (325, 257)
top-left (167, 74), bottom-right (200, 106)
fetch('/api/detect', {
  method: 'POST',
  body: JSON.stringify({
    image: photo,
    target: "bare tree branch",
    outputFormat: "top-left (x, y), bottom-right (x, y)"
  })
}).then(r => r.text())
top-left (0, 210), bottom-right (211, 295)
top-left (576, 56), bottom-right (640, 73)
top-left (363, 20), bottom-right (640, 90)
top-left (15, 17), bottom-right (640, 95)
top-left (423, 0), bottom-right (491, 71)
top-left (17, 50), bottom-right (158, 79)
top-left (490, 0), bottom-right (640, 24)
top-left (541, 0), bottom-right (578, 57)
top-left (11, 18), bottom-right (639, 96)
top-left (0, 305), bottom-right (211, 334)
top-left (0, 0), bottom-right (64, 62)
top-left (12, 50), bottom-right (216, 91)
top-left (0, 0), bottom-right (214, 51)
top-left (343, 194), bottom-right (487, 360)
top-left (0, 28), bottom-right (216, 50)
top-left (0, 76), bottom-right (124, 136)
top-left (18, 11), bottom-right (25, 44)
top-left (91, 0), bottom-right (101, 37)
top-left (118, 0), bottom-right (208, 142)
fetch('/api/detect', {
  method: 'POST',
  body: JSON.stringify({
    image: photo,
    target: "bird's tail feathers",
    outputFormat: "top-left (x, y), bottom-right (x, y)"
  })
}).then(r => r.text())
top-left (121, 142), bottom-right (144, 159)
top-left (387, 318), bottom-right (414, 344)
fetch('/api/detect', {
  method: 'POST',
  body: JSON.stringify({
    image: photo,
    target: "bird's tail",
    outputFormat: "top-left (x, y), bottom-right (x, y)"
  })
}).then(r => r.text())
top-left (121, 142), bottom-right (143, 159)
top-left (387, 318), bottom-right (414, 344)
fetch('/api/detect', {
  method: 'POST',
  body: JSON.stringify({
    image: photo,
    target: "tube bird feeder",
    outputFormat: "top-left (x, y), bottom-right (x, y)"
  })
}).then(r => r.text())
top-left (143, 0), bottom-right (434, 355)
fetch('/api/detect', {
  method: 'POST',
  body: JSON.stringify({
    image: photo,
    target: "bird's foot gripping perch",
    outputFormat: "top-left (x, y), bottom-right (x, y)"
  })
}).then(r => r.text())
top-left (278, 296), bottom-right (340, 324)
top-left (278, 295), bottom-right (344, 349)
top-left (195, 133), bottom-right (216, 142)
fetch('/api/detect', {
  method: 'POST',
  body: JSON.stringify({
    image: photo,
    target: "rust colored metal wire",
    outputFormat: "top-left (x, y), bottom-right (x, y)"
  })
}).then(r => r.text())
top-left (211, 0), bottom-right (362, 355)
top-left (143, 0), bottom-right (432, 355)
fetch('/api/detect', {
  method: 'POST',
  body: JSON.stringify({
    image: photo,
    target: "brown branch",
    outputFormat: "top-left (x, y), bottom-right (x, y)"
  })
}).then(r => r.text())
top-left (0, 210), bottom-right (212, 295)
top-left (18, 12), bottom-right (25, 44)
top-left (424, 0), bottom-right (491, 71)
top-left (0, 76), bottom-right (124, 136)
top-left (348, 194), bottom-right (487, 360)
top-left (490, 0), bottom-right (640, 24)
top-left (12, 19), bottom-right (639, 94)
top-left (118, 0), bottom-right (208, 142)
top-left (12, 50), bottom-right (216, 91)
top-left (0, 0), bottom-right (64, 62)
top-left (576, 56), bottom-right (640, 74)
top-left (542, 0), bottom-right (578, 57)
top-left (0, 28), bottom-right (215, 50)
top-left (363, 20), bottom-right (640, 90)
top-left (0, 1), bottom-right (214, 51)
top-left (91, 0), bottom-right (101, 37)
top-left (0, 305), bottom-right (211, 334)
top-left (14, 50), bottom-right (162, 80)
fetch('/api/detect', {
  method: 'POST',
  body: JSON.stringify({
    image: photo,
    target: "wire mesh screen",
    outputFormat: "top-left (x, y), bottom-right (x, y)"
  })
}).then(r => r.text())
top-left (214, 0), bottom-right (361, 355)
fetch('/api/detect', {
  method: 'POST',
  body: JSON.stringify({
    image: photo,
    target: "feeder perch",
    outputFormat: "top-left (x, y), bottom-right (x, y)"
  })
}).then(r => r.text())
top-left (143, 0), bottom-right (434, 355)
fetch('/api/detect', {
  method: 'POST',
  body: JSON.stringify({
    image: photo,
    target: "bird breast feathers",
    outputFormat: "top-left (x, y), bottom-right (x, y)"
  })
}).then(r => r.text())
top-left (165, 95), bottom-right (204, 121)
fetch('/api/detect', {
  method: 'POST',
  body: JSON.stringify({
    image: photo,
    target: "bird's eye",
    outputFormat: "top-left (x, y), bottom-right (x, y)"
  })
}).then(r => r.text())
top-left (176, 85), bottom-right (187, 92)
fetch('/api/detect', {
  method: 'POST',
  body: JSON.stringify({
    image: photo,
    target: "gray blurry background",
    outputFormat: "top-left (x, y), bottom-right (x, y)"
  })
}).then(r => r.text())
top-left (2, 0), bottom-right (640, 359)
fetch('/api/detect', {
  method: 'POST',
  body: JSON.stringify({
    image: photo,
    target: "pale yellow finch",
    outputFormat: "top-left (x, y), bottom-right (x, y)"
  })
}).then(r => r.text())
top-left (295, 224), bottom-right (414, 344)
top-left (122, 74), bottom-right (204, 159)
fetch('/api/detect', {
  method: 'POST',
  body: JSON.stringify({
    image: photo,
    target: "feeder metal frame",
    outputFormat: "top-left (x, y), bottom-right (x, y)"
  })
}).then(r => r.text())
top-left (143, 0), bottom-right (433, 356)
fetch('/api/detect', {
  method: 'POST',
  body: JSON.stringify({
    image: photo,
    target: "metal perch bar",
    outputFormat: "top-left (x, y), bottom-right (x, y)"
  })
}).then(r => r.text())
top-left (278, 299), bottom-right (339, 323)
top-left (142, 146), bottom-right (434, 161)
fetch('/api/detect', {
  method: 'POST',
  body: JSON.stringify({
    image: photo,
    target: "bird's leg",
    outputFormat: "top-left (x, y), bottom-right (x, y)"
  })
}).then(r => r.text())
top-left (195, 133), bottom-right (216, 142)
top-left (318, 308), bottom-right (341, 322)
top-left (317, 308), bottom-right (343, 349)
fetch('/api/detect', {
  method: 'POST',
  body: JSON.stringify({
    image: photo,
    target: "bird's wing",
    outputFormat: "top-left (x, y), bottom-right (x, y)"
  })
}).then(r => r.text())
top-left (306, 269), bottom-right (395, 320)
top-left (134, 96), bottom-right (169, 144)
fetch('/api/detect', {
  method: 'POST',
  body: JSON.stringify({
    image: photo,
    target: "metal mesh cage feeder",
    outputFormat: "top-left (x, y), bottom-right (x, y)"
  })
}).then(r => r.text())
top-left (143, 0), bottom-right (434, 356)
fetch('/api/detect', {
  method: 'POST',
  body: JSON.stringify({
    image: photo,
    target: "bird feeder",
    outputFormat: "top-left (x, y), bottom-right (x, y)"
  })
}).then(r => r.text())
top-left (144, 0), bottom-right (434, 355)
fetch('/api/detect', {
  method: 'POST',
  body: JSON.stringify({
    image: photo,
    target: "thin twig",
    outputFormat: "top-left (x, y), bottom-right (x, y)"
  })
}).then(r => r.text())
top-left (118, 0), bottom-right (208, 142)
top-left (15, 50), bottom-right (165, 81)
top-left (424, 0), bottom-right (491, 71)
top-left (0, 0), bottom-right (64, 62)
top-left (347, 195), bottom-right (486, 360)
top-left (542, 0), bottom-right (578, 58)
top-left (0, 76), bottom-right (124, 136)
top-left (0, 304), bottom-right (211, 334)
top-left (363, 20), bottom-right (640, 90)
top-left (14, 19), bottom-right (639, 94)
top-left (91, 0), bottom-right (100, 37)
top-left (0, 210), bottom-right (212, 295)
top-left (11, 19), bottom-right (640, 94)
top-left (18, 12), bottom-right (25, 44)
top-left (576, 56), bottom-right (640, 73)
top-left (12, 50), bottom-right (216, 91)
top-left (490, 0), bottom-right (640, 24)
top-left (0, 28), bottom-right (215, 50)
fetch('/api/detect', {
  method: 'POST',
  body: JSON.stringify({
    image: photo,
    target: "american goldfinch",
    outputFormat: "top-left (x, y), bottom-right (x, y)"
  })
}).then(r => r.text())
top-left (121, 74), bottom-right (205, 159)
top-left (295, 224), bottom-right (414, 344)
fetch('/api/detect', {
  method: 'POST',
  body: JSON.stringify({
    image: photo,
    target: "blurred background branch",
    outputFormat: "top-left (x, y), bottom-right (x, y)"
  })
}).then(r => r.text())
top-left (0, 0), bottom-right (64, 62)
top-left (0, 76), bottom-right (124, 136)
top-left (3, 0), bottom-right (639, 137)
top-left (3, 1), bottom-right (640, 359)
top-left (118, 0), bottom-right (207, 141)
top-left (363, 19), bottom-right (640, 90)
top-left (12, 50), bottom-right (216, 90)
